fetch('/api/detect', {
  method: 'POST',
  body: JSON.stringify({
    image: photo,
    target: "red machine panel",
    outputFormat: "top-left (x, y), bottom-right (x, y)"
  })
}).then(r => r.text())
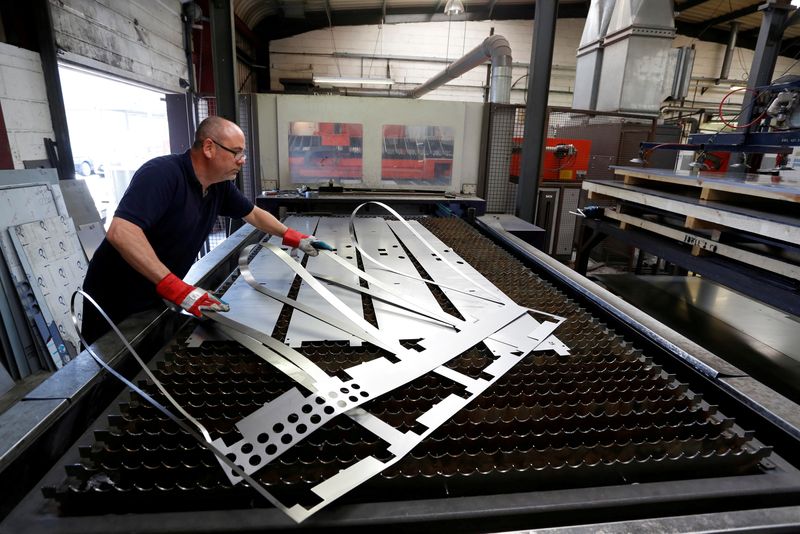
top-left (510, 137), bottom-right (592, 182)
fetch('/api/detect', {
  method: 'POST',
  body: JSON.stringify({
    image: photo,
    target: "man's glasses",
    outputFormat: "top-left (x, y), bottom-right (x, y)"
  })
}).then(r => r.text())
top-left (210, 139), bottom-right (246, 161)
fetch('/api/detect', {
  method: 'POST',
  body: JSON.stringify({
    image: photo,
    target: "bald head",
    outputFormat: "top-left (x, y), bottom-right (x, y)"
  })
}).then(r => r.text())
top-left (193, 116), bottom-right (241, 149)
top-left (190, 116), bottom-right (247, 187)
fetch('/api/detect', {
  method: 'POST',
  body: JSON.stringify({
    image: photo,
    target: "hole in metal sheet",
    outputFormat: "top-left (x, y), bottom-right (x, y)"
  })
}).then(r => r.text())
top-left (346, 256), bottom-right (353, 259)
top-left (328, 391), bottom-right (338, 398)
top-left (301, 404), bottom-right (312, 413)
top-left (457, 261), bottom-right (464, 264)
top-left (241, 443), bottom-right (253, 454)
top-left (249, 455), bottom-right (261, 466)
top-left (349, 395), bottom-right (358, 402)
top-left (340, 387), bottom-right (349, 394)
top-left (281, 434), bottom-right (293, 444)
top-left (399, 256), bottom-right (405, 259)
top-left (337, 400), bottom-right (346, 408)
top-left (360, 391), bottom-right (369, 398)
top-left (351, 383), bottom-right (360, 389)
top-left (310, 414), bottom-right (321, 424)
top-left (288, 413), bottom-right (299, 423)
top-left (273, 423), bottom-right (284, 433)
top-left (315, 396), bottom-right (325, 404)
top-left (296, 424), bottom-right (307, 434)
top-left (226, 453), bottom-right (236, 462)
top-left (323, 406), bottom-right (334, 415)
top-left (256, 433), bottom-right (269, 444)
top-left (265, 444), bottom-right (277, 455)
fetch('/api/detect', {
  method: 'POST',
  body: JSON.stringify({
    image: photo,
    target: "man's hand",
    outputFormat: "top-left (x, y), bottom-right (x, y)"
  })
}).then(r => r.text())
top-left (156, 273), bottom-right (229, 317)
top-left (282, 227), bottom-right (320, 257)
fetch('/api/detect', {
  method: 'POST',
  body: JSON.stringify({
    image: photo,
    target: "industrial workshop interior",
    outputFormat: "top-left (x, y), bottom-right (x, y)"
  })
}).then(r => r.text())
top-left (2, 0), bottom-right (800, 531)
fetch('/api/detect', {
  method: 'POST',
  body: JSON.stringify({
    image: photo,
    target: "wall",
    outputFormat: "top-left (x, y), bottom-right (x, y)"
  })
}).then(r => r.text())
top-left (256, 93), bottom-right (484, 193)
top-left (0, 42), bottom-right (55, 168)
top-left (269, 19), bottom-right (584, 106)
top-left (269, 19), bottom-right (800, 110)
top-left (49, 0), bottom-right (187, 93)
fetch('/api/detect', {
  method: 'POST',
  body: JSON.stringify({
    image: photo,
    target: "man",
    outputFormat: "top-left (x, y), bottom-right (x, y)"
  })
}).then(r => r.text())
top-left (81, 116), bottom-right (322, 345)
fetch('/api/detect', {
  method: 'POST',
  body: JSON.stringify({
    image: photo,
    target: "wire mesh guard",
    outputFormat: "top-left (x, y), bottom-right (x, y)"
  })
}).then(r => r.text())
top-left (483, 106), bottom-right (655, 214)
top-left (46, 217), bottom-right (780, 521)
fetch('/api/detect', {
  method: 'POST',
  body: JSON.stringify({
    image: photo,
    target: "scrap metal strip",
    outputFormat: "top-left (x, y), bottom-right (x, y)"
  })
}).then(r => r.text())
top-left (308, 270), bottom-right (460, 329)
top-left (348, 202), bottom-right (506, 305)
top-left (391, 219), bottom-right (511, 305)
top-left (68, 291), bottom-right (296, 518)
top-left (237, 244), bottom-right (398, 354)
top-left (207, 310), bottom-right (325, 386)
top-left (284, 316), bottom-right (558, 521)
top-left (206, 300), bottom-right (528, 484)
top-left (71, 291), bottom-right (212, 442)
top-left (259, 242), bottom-right (413, 357)
top-left (315, 249), bottom-right (466, 328)
top-left (285, 216), bottom-right (367, 347)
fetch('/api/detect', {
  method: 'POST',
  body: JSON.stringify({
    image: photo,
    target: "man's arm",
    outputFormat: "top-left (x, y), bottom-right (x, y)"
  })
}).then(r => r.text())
top-left (105, 216), bottom-right (229, 317)
top-left (105, 217), bottom-right (170, 283)
top-left (242, 206), bottom-right (329, 255)
top-left (242, 206), bottom-right (288, 237)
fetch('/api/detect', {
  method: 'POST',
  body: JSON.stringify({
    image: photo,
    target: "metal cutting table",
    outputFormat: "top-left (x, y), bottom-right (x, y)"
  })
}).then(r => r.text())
top-left (2, 211), bottom-right (800, 532)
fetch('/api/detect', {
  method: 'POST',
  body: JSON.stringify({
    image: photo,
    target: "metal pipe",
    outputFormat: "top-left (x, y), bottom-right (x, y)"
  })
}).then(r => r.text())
top-left (340, 89), bottom-right (410, 97)
top-left (719, 22), bottom-right (740, 82)
top-left (409, 34), bottom-right (513, 103)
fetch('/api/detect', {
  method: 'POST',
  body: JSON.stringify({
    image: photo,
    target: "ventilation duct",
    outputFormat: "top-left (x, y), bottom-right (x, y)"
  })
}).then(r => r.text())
top-left (338, 35), bottom-right (512, 102)
top-left (409, 35), bottom-right (512, 103)
top-left (573, 0), bottom-right (616, 109)
top-left (576, 0), bottom-right (682, 114)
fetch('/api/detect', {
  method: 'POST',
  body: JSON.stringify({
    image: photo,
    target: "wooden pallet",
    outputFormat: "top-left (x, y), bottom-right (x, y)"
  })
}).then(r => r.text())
top-left (613, 166), bottom-right (800, 205)
top-left (603, 208), bottom-right (800, 280)
top-left (583, 180), bottom-right (800, 246)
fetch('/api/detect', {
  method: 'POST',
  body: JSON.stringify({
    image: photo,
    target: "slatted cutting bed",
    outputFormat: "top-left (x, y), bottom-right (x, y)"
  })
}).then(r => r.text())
top-left (3, 213), bottom-right (800, 533)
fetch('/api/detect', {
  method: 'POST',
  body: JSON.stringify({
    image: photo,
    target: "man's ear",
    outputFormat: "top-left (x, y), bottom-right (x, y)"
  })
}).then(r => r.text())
top-left (202, 139), bottom-right (214, 158)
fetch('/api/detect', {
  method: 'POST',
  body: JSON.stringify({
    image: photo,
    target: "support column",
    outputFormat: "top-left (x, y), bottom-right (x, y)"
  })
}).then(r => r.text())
top-left (209, 0), bottom-right (238, 122)
top-left (33, 0), bottom-right (74, 180)
top-left (735, 0), bottom-right (792, 171)
top-left (517, 0), bottom-right (558, 222)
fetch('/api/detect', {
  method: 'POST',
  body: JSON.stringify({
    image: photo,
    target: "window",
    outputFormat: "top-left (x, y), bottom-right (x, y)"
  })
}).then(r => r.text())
top-left (381, 125), bottom-right (454, 186)
top-left (288, 122), bottom-right (363, 184)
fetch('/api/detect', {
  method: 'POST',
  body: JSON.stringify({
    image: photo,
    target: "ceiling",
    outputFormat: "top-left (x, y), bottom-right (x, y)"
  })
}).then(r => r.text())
top-left (231, 0), bottom-right (800, 57)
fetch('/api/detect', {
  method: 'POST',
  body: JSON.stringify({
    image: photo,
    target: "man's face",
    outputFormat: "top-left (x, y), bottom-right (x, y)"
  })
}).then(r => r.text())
top-left (207, 128), bottom-right (246, 182)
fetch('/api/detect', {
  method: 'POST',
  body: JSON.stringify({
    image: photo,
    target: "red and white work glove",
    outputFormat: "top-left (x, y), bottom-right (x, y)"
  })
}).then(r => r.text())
top-left (156, 273), bottom-right (229, 317)
top-left (282, 227), bottom-right (319, 257)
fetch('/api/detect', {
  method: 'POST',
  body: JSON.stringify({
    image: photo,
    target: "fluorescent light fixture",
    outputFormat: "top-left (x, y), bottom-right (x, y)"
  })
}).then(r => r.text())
top-left (444, 0), bottom-right (465, 15)
top-left (313, 76), bottom-right (394, 86)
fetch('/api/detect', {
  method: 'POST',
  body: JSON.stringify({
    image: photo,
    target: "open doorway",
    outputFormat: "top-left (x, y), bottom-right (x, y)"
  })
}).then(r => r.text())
top-left (58, 65), bottom-right (169, 227)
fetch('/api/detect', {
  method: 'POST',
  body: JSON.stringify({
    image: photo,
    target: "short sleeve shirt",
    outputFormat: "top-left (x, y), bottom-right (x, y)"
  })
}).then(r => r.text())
top-left (82, 150), bottom-right (253, 316)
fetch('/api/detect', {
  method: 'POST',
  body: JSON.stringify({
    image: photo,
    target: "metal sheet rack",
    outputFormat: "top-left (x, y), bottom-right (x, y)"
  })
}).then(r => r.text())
top-left (2, 215), bottom-right (800, 532)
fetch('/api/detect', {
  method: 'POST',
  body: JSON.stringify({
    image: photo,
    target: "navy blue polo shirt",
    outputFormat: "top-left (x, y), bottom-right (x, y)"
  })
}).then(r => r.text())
top-left (82, 150), bottom-right (253, 334)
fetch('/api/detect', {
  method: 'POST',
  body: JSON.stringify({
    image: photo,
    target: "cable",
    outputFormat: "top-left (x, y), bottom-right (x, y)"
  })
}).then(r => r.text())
top-left (718, 87), bottom-right (765, 129)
